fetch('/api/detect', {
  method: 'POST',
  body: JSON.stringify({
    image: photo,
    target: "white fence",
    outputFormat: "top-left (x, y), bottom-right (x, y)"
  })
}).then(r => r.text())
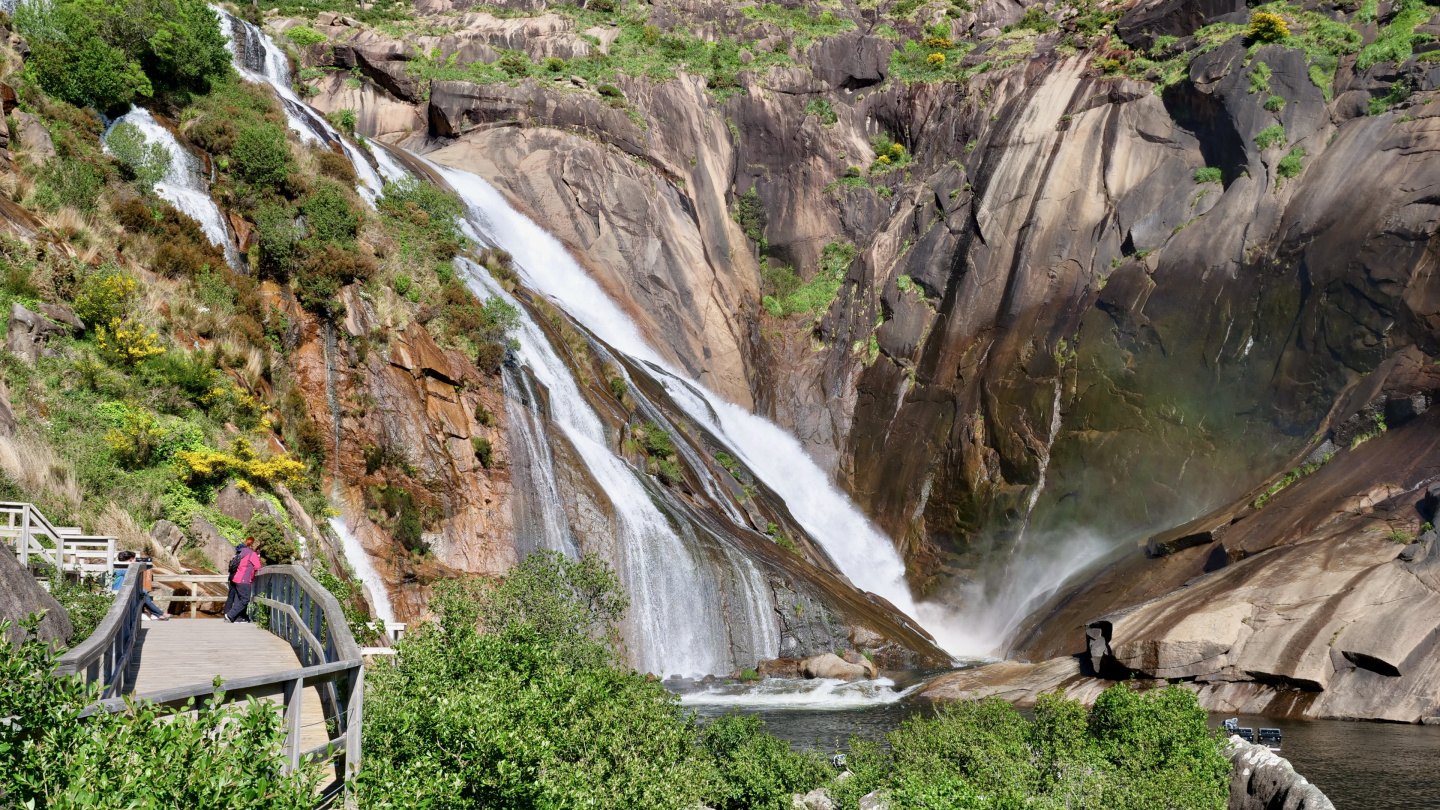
top-left (0, 502), bottom-right (118, 580)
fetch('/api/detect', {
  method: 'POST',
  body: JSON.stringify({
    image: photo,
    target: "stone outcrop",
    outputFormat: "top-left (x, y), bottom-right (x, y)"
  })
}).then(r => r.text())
top-left (1226, 736), bottom-right (1335, 810)
top-left (0, 545), bottom-right (71, 648)
top-left (6, 302), bottom-right (74, 364)
top-left (800, 652), bottom-right (869, 681)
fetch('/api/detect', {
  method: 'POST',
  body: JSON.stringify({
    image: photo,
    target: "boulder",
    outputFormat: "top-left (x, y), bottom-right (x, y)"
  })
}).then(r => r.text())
top-left (0, 545), bottom-right (71, 648)
top-left (842, 650), bottom-right (879, 679)
top-left (149, 519), bottom-right (189, 556)
top-left (858, 790), bottom-right (890, 810)
top-left (0, 377), bottom-right (16, 437)
top-left (800, 653), bottom-right (869, 681)
top-left (6, 303), bottom-right (69, 363)
top-left (37, 303), bottom-right (83, 332)
top-left (1226, 735), bottom-right (1335, 810)
top-left (757, 657), bottom-right (803, 678)
top-left (189, 516), bottom-right (240, 572)
top-left (11, 111), bottom-right (53, 161)
top-left (214, 480), bottom-right (286, 526)
top-left (792, 788), bottom-right (834, 810)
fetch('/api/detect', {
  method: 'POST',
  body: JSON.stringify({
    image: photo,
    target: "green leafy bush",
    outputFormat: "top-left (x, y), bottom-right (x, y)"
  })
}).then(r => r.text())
top-left (48, 575), bottom-right (113, 641)
top-left (1276, 146), bottom-right (1306, 184)
top-left (15, 0), bottom-right (230, 112)
top-left (471, 436), bottom-right (493, 468)
top-left (245, 513), bottom-right (297, 564)
top-left (702, 713), bottom-right (831, 810)
top-left (284, 24), bottom-right (327, 45)
top-left (33, 157), bottom-right (106, 213)
top-left (105, 121), bottom-right (171, 188)
top-left (1005, 6), bottom-right (1057, 33)
top-left (325, 108), bottom-right (357, 134)
top-left (1264, 94), bottom-right (1287, 112)
top-left (252, 203), bottom-right (301, 276)
top-left (301, 182), bottom-right (360, 246)
top-left (0, 615), bottom-right (323, 808)
top-left (1194, 166), bottom-right (1223, 183)
top-left (803, 97), bottom-right (837, 125)
top-left (1248, 62), bottom-right (1272, 94)
top-left (230, 122), bottom-right (293, 190)
top-left (1254, 124), bottom-right (1287, 150)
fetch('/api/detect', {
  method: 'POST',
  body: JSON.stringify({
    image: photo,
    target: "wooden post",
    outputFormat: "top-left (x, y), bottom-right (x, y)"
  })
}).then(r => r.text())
top-left (19, 506), bottom-right (28, 568)
top-left (282, 674), bottom-right (304, 773)
top-left (343, 664), bottom-right (364, 783)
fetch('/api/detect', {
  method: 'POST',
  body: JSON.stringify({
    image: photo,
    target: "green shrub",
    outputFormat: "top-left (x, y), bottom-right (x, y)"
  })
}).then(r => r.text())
top-left (105, 121), bottom-right (171, 188)
top-left (252, 203), bottom-right (301, 276)
top-left (0, 614), bottom-right (324, 808)
top-left (1264, 94), bottom-right (1287, 112)
top-left (33, 157), bottom-right (106, 213)
top-left (1005, 6), bottom-right (1057, 33)
top-left (245, 513), bottom-right (298, 564)
top-left (325, 108), bottom-right (357, 134)
top-left (471, 436), bottom-right (493, 468)
top-left (359, 552), bottom-right (716, 809)
top-left (301, 182), bottom-right (359, 245)
top-left (733, 188), bottom-right (766, 244)
top-left (230, 122), bottom-right (293, 189)
top-left (284, 24), bottom-right (327, 45)
top-left (73, 265), bottom-right (138, 327)
top-left (498, 50), bottom-right (529, 76)
top-left (701, 713), bottom-right (831, 810)
top-left (15, 0), bottom-right (230, 112)
top-left (639, 421), bottom-right (674, 457)
top-left (378, 176), bottom-right (466, 247)
top-left (803, 97), bottom-right (837, 125)
top-left (293, 244), bottom-right (376, 313)
top-left (597, 83), bottom-right (625, 99)
top-left (1276, 146), bottom-right (1306, 183)
top-left (544, 56), bottom-right (566, 72)
top-left (1194, 166), bottom-right (1223, 183)
top-left (48, 575), bottom-right (113, 641)
top-left (1254, 124), bottom-right (1287, 149)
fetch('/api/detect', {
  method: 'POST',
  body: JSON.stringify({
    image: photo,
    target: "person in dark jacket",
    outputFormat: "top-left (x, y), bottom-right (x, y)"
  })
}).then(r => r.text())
top-left (224, 536), bottom-right (264, 623)
top-left (113, 550), bottom-right (169, 620)
top-left (222, 542), bottom-right (246, 620)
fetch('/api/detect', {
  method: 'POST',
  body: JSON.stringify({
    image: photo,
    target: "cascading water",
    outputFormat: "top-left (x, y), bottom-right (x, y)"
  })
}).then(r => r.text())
top-left (329, 516), bottom-right (396, 625)
top-left (433, 165), bottom-right (941, 645)
top-left (501, 363), bottom-right (579, 560)
top-left (213, 8), bottom-right (389, 204)
top-left (466, 259), bottom-right (777, 676)
top-left (103, 108), bottom-right (241, 269)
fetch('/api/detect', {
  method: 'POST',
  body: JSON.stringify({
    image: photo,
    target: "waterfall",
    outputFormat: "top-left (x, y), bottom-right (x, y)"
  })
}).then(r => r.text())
top-left (330, 516), bottom-right (396, 625)
top-left (466, 260), bottom-right (774, 677)
top-left (501, 363), bottom-right (579, 559)
top-left (103, 107), bottom-right (241, 269)
top-left (213, 7), bottom-right (388, 205)
top-left (433, 166), bottom-right (933, 640)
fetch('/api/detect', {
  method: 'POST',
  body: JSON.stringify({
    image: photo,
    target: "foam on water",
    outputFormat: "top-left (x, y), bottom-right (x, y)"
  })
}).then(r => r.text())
top-left (677, 678), bottom-right (921, 710)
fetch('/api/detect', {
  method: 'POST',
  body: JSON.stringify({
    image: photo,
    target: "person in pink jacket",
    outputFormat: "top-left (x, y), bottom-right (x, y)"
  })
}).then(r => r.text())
top-left (224, 535), bottom-right (264, 623)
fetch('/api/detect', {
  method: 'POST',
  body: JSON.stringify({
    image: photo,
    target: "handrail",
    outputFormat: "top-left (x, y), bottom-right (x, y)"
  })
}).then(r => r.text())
top-left (0, 502), bottom-right (118, 579)
top-left (55, 561), bottom-right (147, 698)
top-left (84, 565), bottom-right (366, 792)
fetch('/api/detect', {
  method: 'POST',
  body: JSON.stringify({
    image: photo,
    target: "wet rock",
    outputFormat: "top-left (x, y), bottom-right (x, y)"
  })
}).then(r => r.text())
top-left (1227, 735), bottom-right (1335, 810)
top-left (6, 303), bottom-right (69, 364)
top-left (800, 652), bottom-right (869, 681)
top-left (842, 650), bottom-right (879, 679)
top-left (0, 545), bottom-right (71, 648)
top-left (757, 657), bottom-right (803, 678)
top-left (1145, 512), bottom-right (1231, 558)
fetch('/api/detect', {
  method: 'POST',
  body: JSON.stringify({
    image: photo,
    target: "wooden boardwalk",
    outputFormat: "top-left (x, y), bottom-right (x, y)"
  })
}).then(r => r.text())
top-left (124, 619), bottom-right (331, 753)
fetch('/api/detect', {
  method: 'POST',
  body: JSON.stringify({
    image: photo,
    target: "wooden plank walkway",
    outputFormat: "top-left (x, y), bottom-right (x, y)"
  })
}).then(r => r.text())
top-left (124, 619), bottom-right (331, 754)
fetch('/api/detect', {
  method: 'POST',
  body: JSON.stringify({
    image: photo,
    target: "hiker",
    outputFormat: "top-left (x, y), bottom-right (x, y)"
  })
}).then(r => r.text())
top-left (112, 550), bottom-right (169, 621)
top-left (225, 536), bottom-right (264, 623)
top-left (222, 542), bottom-right (246, 619)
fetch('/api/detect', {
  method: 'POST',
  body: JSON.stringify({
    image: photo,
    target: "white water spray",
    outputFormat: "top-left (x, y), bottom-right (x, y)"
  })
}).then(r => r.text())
top-left (329, 516), bottom-right (396, 625)
top-left (103, 107), bottom-right (240, 268)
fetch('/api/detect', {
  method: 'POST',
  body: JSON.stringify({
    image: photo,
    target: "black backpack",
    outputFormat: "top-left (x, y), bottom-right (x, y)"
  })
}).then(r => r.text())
top-left (227, 548), bottom-right (244, 580)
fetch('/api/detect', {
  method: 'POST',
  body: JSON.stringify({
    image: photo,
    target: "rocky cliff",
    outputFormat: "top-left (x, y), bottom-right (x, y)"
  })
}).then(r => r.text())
top-left (274, 0), bottom-right (1440, 707)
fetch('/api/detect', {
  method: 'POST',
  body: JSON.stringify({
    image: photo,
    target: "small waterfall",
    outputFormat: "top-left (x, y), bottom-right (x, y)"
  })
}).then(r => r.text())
top-left (501, 363), bottom-right (578, 559)
top-left (103, 107), bottom-right (241, 269)
top-left (330, 515), bottom-right (396, 625)
top-left (435, 166), bottom-right (933, 641)
top-left (213, 7), bottom-right (388, 205)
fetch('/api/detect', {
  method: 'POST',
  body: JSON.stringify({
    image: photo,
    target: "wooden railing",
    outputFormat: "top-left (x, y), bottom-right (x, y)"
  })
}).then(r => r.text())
top-left (151, 572), bottom-right (230, 618)
top-left (55, 561), bottom-right (148, 698)
top-left (0, 502), bottom-right (117, 579)
top-left (82, 565), bottom-right (366, 800)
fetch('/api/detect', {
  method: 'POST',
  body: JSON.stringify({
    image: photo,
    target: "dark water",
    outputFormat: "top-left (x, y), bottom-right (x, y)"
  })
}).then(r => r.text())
top-left (685, 695), bottom-right (1440, 810)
